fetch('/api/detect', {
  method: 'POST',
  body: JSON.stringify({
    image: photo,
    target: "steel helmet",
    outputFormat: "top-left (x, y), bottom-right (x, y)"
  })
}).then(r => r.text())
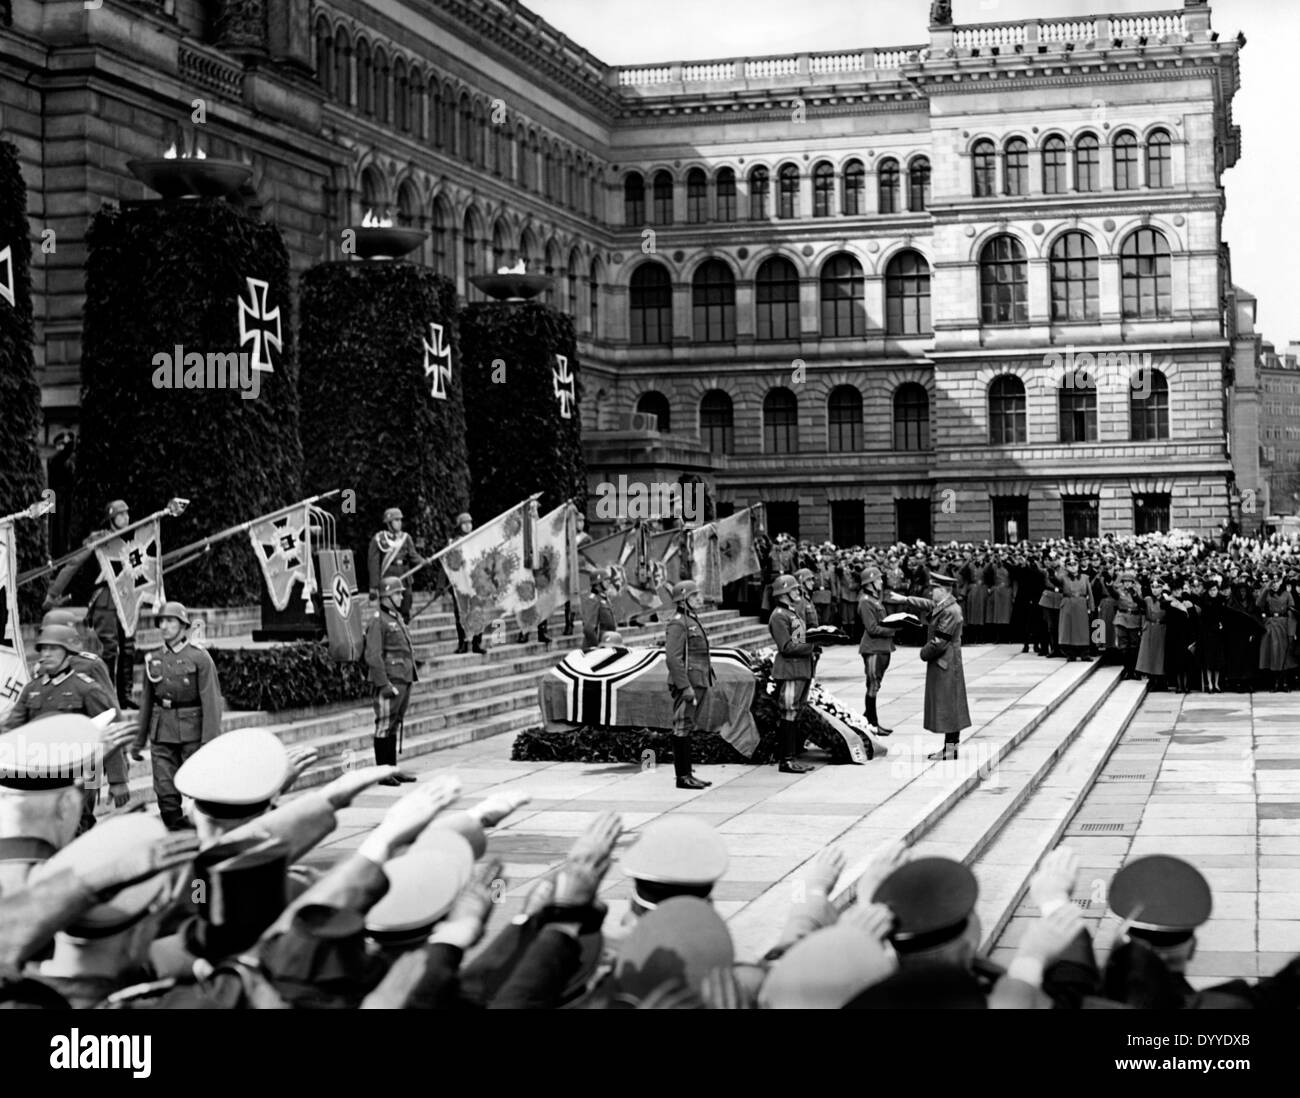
top-left (35, 625), bottom-right (81, 654)
top-left (155, 601), bottom-right (191, 626)
top-left (794, 568), bottom-right (814, 583)
top-left (383, 507), bottom-right (403, 524)
top-left (771, 574), bottom-right (799, 598)
top-left (380, 576), bottom-right (405, 597)
top-left (41, 609), bottom-right (83, 629)
top-left (456, 512), bottom-right (473, 527)
top-left (669, 579), bottom-right (699, 603)
top-left (104, 499), bottom-right (129, 522)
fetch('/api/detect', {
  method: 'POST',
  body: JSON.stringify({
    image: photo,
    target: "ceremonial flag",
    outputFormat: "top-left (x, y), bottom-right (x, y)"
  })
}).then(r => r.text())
top-left (688, 523), bottom-right (723, 602)
top-left (441, 501), bottom-right (537, 634)
top-left (578, 526), bottom-right (644, 623)
top-left (531, 502), bottom-right (578, 626)
top-left (249, 505), bottom-right (316, 611)
top-left (0, 522), bottom-right (28, 719)
top-left (716, 507), bottom-right (762, 585)
top-left (644, 527), bottom-right (686, 609)
top-left (94, 519), bottom-right (165, 638)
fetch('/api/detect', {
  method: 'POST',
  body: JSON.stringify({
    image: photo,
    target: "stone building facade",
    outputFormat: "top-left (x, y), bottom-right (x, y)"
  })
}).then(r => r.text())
top-left (0, 0), bottom-right (1254, 544)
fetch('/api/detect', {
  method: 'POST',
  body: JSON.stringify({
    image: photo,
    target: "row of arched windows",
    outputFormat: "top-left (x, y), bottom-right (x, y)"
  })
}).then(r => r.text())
top-left (625, 159), bottom-right (931, 226)
top-left (316, 19), bottom-right (601, 218)
top-left (634, 372), bottom-right (1171, 457)
top-left (971, 130), bottom-right (1173, 197)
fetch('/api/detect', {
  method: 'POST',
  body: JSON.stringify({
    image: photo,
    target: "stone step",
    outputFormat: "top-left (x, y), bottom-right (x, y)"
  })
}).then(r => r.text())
top-left (974, 679), bottom-right (1148, 957)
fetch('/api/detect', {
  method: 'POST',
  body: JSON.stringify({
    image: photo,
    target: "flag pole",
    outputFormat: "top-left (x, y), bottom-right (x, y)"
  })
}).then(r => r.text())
top-left (0, 497), bottom-right (55, 526)
top-left (17, 498), bottom-right (190, 587)
top-left (160, 489), bottom-right (342, 574)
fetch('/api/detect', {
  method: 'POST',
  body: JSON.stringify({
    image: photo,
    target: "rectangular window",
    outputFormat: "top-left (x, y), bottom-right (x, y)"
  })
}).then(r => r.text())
top-left (1134, 493), bottom-right (1171, 535)
top-left (895, 499), bottom-right (932, 544)
top-left (1062, 497), bottom-right (1099, 539)
top-left (765, 501), bottom-right (800, 542)
top-left (992, 497), bottom-right (1029, 544)
top-left (830, 501), bottom-right (865, 549)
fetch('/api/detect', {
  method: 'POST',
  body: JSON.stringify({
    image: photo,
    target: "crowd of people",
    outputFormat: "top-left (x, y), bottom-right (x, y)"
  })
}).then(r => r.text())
top-left (2, 715), bottom-right (1296, 1009)
top-left (740, 527), bottom-right (1300, 693)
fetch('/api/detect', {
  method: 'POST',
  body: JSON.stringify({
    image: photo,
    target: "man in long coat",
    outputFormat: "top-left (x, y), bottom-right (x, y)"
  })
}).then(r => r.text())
top-left (886, 574), bottom-right (970, 761)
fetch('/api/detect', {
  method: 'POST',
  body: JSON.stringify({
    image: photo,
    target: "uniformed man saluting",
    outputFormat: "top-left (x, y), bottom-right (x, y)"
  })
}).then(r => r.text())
top-left (365, 576), bottom-right (418, 784)
top-left (368, 506), bottom-right (424, 623)
top-left (131, 601), bottom-right (223, 830)
top-left (663, 579), bottom-right (713, 791)
top-left (1, 624), bottom-right (132, 832)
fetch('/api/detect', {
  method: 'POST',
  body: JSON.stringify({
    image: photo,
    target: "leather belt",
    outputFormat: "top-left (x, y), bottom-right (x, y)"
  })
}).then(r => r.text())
top-left (158, 699), bottom-right (200, 711)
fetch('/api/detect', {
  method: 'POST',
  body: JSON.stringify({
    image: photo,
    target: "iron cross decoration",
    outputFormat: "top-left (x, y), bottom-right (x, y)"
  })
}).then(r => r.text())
top-left (238, 276), bottom-right (283, 373)
top-left (424, 322), bottom-right (452, 400)
top-left (553, 353), bottom-right (575, 419)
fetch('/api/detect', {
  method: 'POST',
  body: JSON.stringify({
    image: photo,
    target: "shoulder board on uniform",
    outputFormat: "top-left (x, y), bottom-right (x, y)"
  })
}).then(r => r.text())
top-left (76, 672), bottom-right (95, 684)
top-left (102, 977), bottom-right (180, 1007)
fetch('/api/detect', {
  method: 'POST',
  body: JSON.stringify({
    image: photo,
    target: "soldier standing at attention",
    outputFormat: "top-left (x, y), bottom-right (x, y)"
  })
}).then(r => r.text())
top-left (44, 498), bottom-right (138, 709)
top-left (794, 569), bottom-right (821, 632)
top-left (0, 624), bottom-right (133, 833)
top-left (368, 507), bottom-right (423, 623)
top-left (130, 602), bottom-right (223, 831)
top-left (365, 576), bottom-right (418, 785)
top-left (768, 574), bottom-right (816, 775)
top-left (857, 566), bottom-right (897, 737)
top-left (663, 580), bottom-right (713, 791)
top-left (887, 574), bottom-right (971, 762)
top-left (449, 512), bottom-right (484, 655)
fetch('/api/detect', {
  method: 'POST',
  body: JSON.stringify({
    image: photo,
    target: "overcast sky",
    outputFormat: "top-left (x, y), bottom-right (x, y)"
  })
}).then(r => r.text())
top-left (528, 0), bottom-right (1293, 346)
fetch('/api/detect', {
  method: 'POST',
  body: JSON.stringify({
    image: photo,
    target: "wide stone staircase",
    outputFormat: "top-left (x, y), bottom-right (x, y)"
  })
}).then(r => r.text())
top-left (26, 603), bottom-right (775, 808)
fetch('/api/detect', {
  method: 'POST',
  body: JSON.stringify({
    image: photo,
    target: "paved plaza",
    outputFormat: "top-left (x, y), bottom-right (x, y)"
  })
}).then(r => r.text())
top-left (297, 645), bottom-right (1300, 984)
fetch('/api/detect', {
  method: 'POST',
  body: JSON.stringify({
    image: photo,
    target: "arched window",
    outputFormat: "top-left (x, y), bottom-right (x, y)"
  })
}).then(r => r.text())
top-left (462, 209), bottom-right (482, 295)
top-left (542, 145), bottom-right (554, 200)
top-left (1146, 129), bottom-right (1172, 188)
top-left (589, 257), bottom-right (603, 338)
top-left (820, 253), bottom-right (865, 337)
top-left (315, 21), bottom-right (333, 95)
top-left (566, 155), bottom-right (576, 208)
top-left (715, 168), bottom-right (736, 222)
top-left (629, 262), bottom-right (672, 346)
top-left (980, 235), bottom-right (1028, 325)
top-left (1058, 374), bottom-right (1098, 443)
top-left (442, 86), bottom-right (458, 155)
top-left (692, 259), bottom-right (735, 343)
top-left (496, 123), bottom-right (510, 178)
top-left (777, 163), bottom-right (799, 219)
top-left (333, 28), bottom-right (350, 104)
top-left (1074, 133), bottom-right (1100, 192)
top-left (624, 172), bottom-right (645, 225)
top-left (843, 159), bottom-right (865, 214)
top-left (812, 161), bottom-right (834, 218)
top-left (1131, 368), bottom-right (1170, 441)
top-left (763, 389), bottom-right (798, 454)
top-left (686, 168), bottom-right (708, 223)
top-left (430, 198), bottom-right (450, 276)
top-left (749, 166), bottom-right (770, 220)
top-left (360, 167), bottom-right (384, 219)
top-left (700, 391), bottom-right (734, 455)
top-left (755, 256), bottom-right (800, 341)
top-left (1114, 132), bottom-right (1139, 190)
top-left (521, 132), bottom-right (536, 191)
top-left (878, 158), bottom-right (900, 213)
top-left (1120, 229), bottom-right (1172, 318)
top-left (1004, 138), bottom-right (1028, 196)
top-left (1043, 135), bottom-right (1068, 194)
top-left (396, 182), bottom-right (418, 228)
top-left (636, 392), bottom-right (671, 433)
top-left (885, 250), bottom-right (931, 335)
top-left (1049, 232), bottom-right (1100, 321)
top-left (394, 58), bottom-right (408, 131)
top-left (972, 140), bottom-right (996, 197)
top-left (908, 157), bottom-right (931, 211)
top-left (567, 250), bottom-right (581, 316)
top-left (652, 170), bottom-right (673, 224)
top-left (374, 49), bottom-right (390, 125)
top-left (491, 220), bottom-right (509, 271)
top-left (356, 39), bottom-right (373, 115)
top-left (828, 386), bottom-right (863, 453)
top-left (989, 375), bottom-right (1027, 445)
top-left (893, 384), bottom-right (930, 451)
top-left (458, 93), bottom-right (472, 161)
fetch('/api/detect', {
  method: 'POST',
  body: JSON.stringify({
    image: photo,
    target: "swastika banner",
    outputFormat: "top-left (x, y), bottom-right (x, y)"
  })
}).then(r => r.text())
top-left (0, 522), bottom-right (29, 719)
top-left (249, 505), bottom-right (316, 612)
top-left (94, 519), bottom-right (166, 638)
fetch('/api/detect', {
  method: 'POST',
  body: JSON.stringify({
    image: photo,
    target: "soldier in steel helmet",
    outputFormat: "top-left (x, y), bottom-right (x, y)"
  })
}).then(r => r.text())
top-left (368, 506), bottom-right (424, 623)
top-left (663, 579), bottom-right (713, 790)
top-left (768, 574), bottom-right (816, 774)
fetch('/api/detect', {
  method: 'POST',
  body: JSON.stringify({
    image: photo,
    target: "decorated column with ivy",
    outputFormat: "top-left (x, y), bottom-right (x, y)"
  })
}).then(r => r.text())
top-left (298, 261), bottom-right (470, 587)
top-left (458, 301), bottom-right (586, 521)
top-left (77, 198), bottom-right (303, 605)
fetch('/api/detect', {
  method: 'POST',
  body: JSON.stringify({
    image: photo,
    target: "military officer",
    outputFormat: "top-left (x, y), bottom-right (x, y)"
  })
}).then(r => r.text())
top-left (1, 624), bottom-right (131, 831)
top-left (368, 506), bottom-right (424, 622)
top-left (768, 574), bottom-right (817, 774)
top-left (663, 579), bottom-right (713, 791)
top-left (131, 601), bottom-right (223, 831)
top-left (886, 574), bottom-right (971, 761)
top-left (857, 566), bottom-right (897, 737)
top-left (44, 498), bottom-right (137, 709)
top-left (0, 715), bottom-right (127, 897)
top-left (1112, 571), bottom-right (1144, 681)
top-left (794, 568), bottom-right (821, 631)
top-left (449, 512), bottom-right (484, 654)
top-left (364, 576), bottom-right (418, 783)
